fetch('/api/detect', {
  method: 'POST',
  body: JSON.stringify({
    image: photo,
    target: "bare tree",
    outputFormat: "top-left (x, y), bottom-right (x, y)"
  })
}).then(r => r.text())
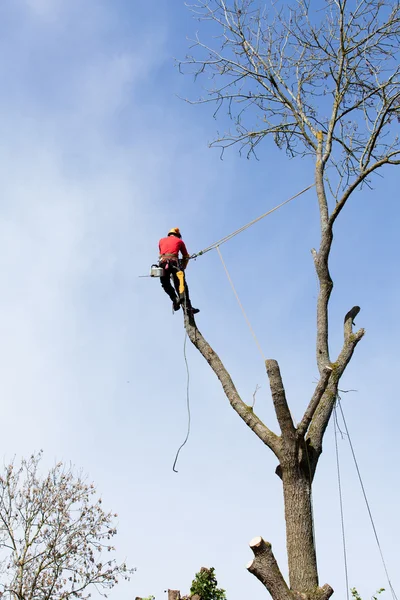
top-left (0, 452), bottom-right (133, 600)
top-left (179, 0), bottom-right (400, 598)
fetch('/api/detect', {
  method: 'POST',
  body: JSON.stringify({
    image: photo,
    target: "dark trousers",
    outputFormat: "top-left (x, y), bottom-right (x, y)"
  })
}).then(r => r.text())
top-left (159, 260), bottom-right (192, 307)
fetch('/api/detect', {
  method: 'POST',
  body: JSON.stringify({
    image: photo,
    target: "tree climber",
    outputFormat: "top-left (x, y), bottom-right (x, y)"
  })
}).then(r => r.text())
top-left (159, 228), bottom-right (200, 315)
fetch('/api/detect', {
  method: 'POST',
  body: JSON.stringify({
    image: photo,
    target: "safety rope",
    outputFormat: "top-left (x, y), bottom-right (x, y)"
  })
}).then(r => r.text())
top-left (216, 246), bottom-right (266, 361)
top-left (333, 405), bottom-right (350, 600)
top-left (336, 397), bottom-right (398, 600)
top-left (172, 331), bottom-right (191, 473)
top-left (190, 183), bottom-right (315, 259)
top-left (170, 183), bottom-right (312, 469)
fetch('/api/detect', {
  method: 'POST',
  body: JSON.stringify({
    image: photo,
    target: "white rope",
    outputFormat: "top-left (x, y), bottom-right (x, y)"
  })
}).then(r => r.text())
top-left (216, 246), bottom-right (265, 362)
top-left (191, 183), bottom-right (315, 259)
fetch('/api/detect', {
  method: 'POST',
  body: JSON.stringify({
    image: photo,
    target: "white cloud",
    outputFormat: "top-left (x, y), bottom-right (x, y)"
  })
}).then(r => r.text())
top-left (24, 0), bottom-right (64, 21)
top-left (0, 4), bottom-right (241, 597)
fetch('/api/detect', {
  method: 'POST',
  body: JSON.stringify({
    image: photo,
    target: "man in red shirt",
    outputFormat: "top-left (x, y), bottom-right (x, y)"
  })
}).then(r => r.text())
top-left (159, 228), bottom-right (199, 314)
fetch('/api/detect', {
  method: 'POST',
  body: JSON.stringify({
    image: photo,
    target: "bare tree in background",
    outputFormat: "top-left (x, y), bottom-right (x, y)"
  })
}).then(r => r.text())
top-left (0, 452), bottom-right (133, 600)
top-left (180, 0), bottom-right (400, 598)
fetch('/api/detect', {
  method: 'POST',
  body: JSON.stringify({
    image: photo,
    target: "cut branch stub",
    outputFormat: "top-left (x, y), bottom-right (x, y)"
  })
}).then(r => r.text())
top-left (247, 536), bottom-right (293, 600)
top-left (344, 305), bottom-right (361, 338)
top-left (317, 585), bottom-right (335, 600)
top-left (247, 536), bottom-right (334, 600)
top-left (265, 359), bottom-right (295, 439)
top-left (308, 307), bottom-right (365, 466)
top-left (168, 591), bottom-right (180, 600)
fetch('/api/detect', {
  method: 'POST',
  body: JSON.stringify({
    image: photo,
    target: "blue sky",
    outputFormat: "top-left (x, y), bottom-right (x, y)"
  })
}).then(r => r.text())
top-left (0, 1), bottom-right (399, 599)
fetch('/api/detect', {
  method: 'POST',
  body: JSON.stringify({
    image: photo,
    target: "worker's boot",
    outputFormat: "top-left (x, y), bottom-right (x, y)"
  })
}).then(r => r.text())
top-left (184, 304), bottom-right (199, 315)
top-left (172, 298), bottom-right (181, 311)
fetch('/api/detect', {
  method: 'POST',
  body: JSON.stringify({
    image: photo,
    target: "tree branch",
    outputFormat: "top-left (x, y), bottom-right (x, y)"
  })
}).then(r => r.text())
top-left (247, 536), bottom-right (334, 600)
top-left (329, 156), bottom-right (397, 227)
top-left (265, 360), bottom-right (295, 439)
top-left (184, 315), bottom-right (281, 457)
top-left (297, 366), bottom-right (333, 438)
top-left (312, 226), bottom-right (334, 373)
top-left (308, 307), bottom-right (365, 460)
top-left (182, 0), bottom-right (400, 184)
top-left (246, 537), bottom-right (293, 600)
top-left (316, 585), bottom-right (335, 600)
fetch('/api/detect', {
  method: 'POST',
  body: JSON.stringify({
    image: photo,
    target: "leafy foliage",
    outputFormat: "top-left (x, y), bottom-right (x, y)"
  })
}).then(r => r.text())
top-left (190, 567), bottom-right (226, 600)
top-left (0, 452), bottom-right (134, 600)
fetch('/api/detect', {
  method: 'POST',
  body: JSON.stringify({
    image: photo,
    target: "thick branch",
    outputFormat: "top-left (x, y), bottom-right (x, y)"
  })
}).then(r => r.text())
top-left (247, 537), bottom-right (293, 600)
top-left (308, 307), bottom-right (365, 460)
top-left (317, 586), bottom-right (335, 600)
top-left (297, 366), bottom-right (333, 438)
top-left (184, 315), bottom-right (281, 457)
top-left (247, 537), bottom-right (334, 600)
top-left (312, 230), bottom-right (334, 372)
top-left (265, 359), bottom-right (295, 438)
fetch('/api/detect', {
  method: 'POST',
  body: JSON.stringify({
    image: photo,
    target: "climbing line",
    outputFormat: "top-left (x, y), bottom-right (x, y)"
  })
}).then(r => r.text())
top-left (337, 398), bottom-right (398, 600)
top-left (172, 331), bottom-right (191, 473)
top-left (333, 405), bottom-right (349, 600)
top-left (216, 245), bottom-right (266, 362)
top-left (190, 183), bottom-right (315, 259)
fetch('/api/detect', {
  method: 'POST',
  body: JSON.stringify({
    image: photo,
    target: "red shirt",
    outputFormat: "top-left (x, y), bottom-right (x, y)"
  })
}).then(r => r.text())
top-left (159, 236), bottom-right (189, 259)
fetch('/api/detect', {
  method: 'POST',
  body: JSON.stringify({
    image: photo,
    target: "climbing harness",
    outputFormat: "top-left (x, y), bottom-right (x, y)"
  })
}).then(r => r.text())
top-left (145, 185), bottom-right (398, 598)
top-left (149, 184), bottom-right (315, 470)
top-left (142, 184), bottom-right (314, 276)
top-left (334, 396), bottom-right (398, 600)
top-left (144, 184), bottom-right (314, 277)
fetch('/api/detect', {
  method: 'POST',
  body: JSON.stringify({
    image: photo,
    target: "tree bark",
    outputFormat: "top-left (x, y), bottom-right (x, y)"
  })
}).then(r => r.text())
top-left (182, 160), bottom-right (362, 598)
top-left (184, 312), bottom-right (337, 599)
top-left (282, 466), bottom-right (317, 593)
top-left (308, 308), bottom-right (365, 475)
top-left (184, 312), bottom-right (281, 456)
top-left (168, 591), bottom-right (180, 600)
top-left (247, 537), bottom-right (293, 600)
top-left (247, 536), bottom-right (333, 600)
top-left (297, 366), bottom-right (332, 439)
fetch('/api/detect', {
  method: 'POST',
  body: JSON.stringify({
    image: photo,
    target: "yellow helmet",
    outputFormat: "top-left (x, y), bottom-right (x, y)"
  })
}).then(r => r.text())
top-left (168, 227), bottom-right (182, 238)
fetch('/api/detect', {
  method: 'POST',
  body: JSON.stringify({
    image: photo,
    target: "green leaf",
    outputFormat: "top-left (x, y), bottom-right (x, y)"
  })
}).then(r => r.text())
top-left (190, 567), bottom-right (226, 600)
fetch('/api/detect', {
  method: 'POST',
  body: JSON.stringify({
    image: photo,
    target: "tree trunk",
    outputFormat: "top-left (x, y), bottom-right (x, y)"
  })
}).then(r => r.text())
top-left (282, 466), bottom-right (318, 593)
